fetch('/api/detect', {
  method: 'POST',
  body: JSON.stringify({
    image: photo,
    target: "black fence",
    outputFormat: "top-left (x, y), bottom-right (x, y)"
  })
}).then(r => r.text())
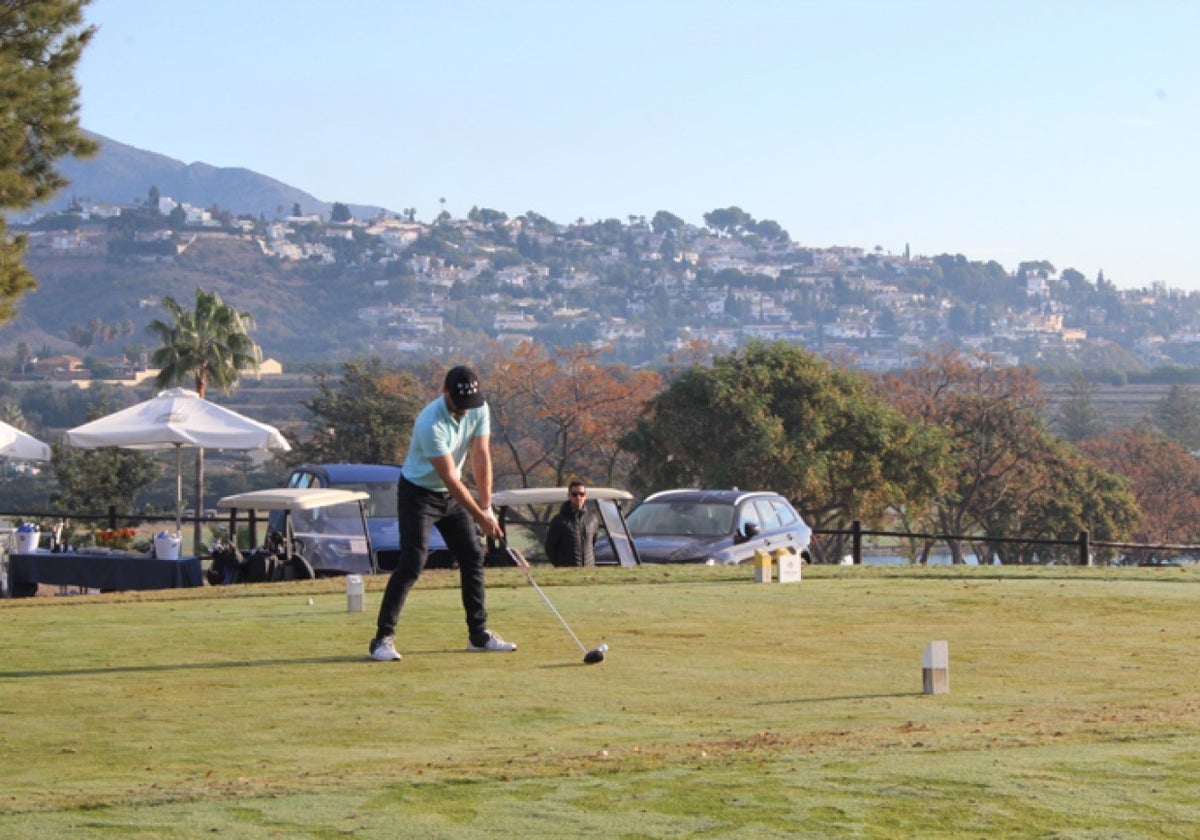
top-left (2, 508), bottom-right (1196, 566)
top-left (815, 521), bottom-right (1198, 566)
top-left (2, 507), bottom-right (177, 531)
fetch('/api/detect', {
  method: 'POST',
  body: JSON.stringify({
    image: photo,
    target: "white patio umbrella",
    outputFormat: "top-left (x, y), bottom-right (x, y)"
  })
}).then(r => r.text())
top-left (65, 387), bottom-right (291, 530)
top-left (0, 420), bottom-right (52, 461)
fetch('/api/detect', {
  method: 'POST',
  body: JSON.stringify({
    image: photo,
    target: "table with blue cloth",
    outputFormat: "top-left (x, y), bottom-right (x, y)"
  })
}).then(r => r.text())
top-left (6, 550), bottom-right (203, 597)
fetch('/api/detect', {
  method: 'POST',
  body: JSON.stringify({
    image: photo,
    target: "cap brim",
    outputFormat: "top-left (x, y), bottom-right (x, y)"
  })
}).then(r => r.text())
top-left (452, 394), bottom-right (485, 410)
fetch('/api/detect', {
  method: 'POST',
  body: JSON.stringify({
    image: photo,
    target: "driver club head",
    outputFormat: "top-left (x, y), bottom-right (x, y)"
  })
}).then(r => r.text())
top-left (583, 643), bottom-right (608, 665)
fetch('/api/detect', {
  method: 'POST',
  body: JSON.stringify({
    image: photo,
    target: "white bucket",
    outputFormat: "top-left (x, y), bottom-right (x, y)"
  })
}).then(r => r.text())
top-left (154, 532), bottom-right (182, 560)
top-left (346, 574), bottom-right (364, 612)
top-left (12, 531), bottom-right (39, 554)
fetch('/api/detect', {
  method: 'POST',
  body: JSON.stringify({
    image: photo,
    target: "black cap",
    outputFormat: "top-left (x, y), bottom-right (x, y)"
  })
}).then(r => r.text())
top-left (444, 365), bottom-right (485, 410)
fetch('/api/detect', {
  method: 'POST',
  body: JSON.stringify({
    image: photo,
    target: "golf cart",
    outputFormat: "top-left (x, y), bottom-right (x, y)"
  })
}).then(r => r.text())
top-left (489, 486), bottom-right (640, 567)
top-left (213, 488), bottom-right (375, 582)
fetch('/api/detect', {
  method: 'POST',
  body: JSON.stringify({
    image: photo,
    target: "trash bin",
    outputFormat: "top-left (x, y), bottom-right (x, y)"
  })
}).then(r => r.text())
top-left (13, 526), bottom-right (40, 555)
top-left (154, 531), bottom-right (182, 560)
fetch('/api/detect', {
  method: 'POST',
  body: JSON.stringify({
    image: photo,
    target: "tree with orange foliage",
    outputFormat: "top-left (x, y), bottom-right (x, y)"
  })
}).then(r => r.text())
top-left (480, 343), bottom-right (661, 489)
top-left (1079, 428), bottom-right (1200, 556)
top-left (880, 350), bottom-right (1050, 560)
top-left (881, 349), bottom-right (1135, 563)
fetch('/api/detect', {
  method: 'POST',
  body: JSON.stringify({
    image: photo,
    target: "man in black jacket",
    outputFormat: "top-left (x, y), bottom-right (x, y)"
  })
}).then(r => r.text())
top-left (544, 480), bottom-right (598, 567)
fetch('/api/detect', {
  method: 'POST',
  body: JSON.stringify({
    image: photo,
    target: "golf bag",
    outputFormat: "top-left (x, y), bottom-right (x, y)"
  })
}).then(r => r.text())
top-left (207, 541), bottom-right (247, 585)
top-left (207, 533), bottom-right (315, 585)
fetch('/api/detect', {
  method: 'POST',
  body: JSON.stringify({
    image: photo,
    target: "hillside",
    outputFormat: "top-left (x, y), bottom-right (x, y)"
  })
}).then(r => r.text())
top-left (10, 232), bottom-right (396, 363)
top-left (9, 132), bottom-right (1200, 375)
top-left (31, 132), bottom-right (386, 221)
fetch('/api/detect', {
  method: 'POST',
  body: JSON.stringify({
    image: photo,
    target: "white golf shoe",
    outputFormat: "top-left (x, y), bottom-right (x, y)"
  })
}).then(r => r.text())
top-left (467, 630), bottom-right (517, 652)
top-left (369, 637), bottom-right (402, 661)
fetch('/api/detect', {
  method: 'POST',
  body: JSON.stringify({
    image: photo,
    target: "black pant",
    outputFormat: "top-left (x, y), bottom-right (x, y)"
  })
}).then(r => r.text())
top-left (375, 477), bottom-right (488, 641)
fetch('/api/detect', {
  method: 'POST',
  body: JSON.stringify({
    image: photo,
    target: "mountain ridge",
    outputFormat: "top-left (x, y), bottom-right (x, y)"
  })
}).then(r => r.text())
top-left (41, 131), bottom-right (388, 221)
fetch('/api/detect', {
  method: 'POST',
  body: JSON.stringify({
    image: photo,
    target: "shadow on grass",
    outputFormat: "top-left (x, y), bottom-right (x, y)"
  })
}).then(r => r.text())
top-left (1, 646), bottom-right (617, 678)
top-left (0, 649), bottom-right (485, 679)
top-left (752, 691), bottom-right (918, 705)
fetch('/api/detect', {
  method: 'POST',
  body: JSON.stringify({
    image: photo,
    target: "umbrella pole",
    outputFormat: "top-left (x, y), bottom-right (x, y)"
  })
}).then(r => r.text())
top-left (175, 445), bottom-right (183, 533)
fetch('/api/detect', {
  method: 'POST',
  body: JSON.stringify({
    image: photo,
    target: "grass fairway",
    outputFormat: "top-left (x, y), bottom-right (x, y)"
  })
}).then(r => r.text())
top-left (1, 564), bottom-right (1198, 838)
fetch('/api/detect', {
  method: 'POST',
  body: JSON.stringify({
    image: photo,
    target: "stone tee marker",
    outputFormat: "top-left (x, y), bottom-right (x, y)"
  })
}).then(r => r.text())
top-left (922, 640), bottom-right (949, 695)
top-left (753, 549), bottom-right (772, 582)
top-left (776, 547), bottom-right (801, 583)
top-left (346, 574), bottom-right (364, 612)
top-left (752, 548), bottom-right (802, 583)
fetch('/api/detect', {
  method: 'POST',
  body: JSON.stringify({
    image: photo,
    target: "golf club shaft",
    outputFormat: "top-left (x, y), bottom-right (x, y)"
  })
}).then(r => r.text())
top-left (524, 571), bottom-right (588, 654)
top-left (507, 542), bottom-right (589, 654)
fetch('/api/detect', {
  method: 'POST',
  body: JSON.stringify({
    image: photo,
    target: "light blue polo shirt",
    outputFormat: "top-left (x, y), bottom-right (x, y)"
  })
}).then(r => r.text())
top-left (401, 396), bottom-right (491, 492)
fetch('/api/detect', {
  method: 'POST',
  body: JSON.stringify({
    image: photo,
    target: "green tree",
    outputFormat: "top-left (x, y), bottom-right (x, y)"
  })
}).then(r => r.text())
top-left (50, 401), bottom-right (159, 520)
top-left (1058, 267), bottom-right (1093, 304)
top-left (1055, 373), bottom-right (1105, 442)
top-left (1152, 384), bottom-right (1200, 451)
top-left (167, 204), bottom-right (187, 229)
top-left (874, 307), bottom-right (899, 336)
top-left (467, 206), bottom-right (507, 225)
top-left (974, 437), bottom-right (1137, 564)
top-left (947, 304), bottom-right (972, 335)
top-left (749, 218), bottom-right (789, 242)
top-left (651, 210), bottom-right (685, 235)
top-left (702, 206), bottom-right (753, 237)
top-left (0, 399), bottom-right (25, 428)
top-left (330, 202), bottom-right (352, 223)
top-left (620, 341), bottom-right (947, 561)
top-left (0, 0), bottom-right (97, 325)
top-left (146, 288), bottom-right (262, 545)
top-left (294, 358), bottom-right (424, 464)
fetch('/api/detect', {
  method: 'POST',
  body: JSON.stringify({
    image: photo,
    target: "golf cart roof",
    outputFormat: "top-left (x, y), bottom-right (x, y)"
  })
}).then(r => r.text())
top-left (217, 488), bottom-right (370, 512)
top-left (492, 487), bottom-right (633, 507)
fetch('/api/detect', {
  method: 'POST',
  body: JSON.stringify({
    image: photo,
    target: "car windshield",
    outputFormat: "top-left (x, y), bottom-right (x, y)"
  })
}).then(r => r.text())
top-left (331, 481), bottom-right (398, 521)
top-left (626, 501), bottom-right (734, 537)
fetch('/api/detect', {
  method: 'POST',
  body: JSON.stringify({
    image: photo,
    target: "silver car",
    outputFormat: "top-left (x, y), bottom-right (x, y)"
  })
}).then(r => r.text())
top-left (596, 489), bottom-right (812, 565)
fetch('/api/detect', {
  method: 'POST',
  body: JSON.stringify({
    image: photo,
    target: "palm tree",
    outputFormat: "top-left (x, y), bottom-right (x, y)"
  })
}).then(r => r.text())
top-left (146, 288), bottom-right (262, 546)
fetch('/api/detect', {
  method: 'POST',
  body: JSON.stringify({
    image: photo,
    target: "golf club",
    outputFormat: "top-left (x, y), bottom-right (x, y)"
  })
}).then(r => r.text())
top-left (501, 539), bottom-right (607, 664)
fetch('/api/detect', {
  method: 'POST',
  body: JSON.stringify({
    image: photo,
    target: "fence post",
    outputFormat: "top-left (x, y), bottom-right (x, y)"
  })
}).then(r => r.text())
top-left (1078, 530), bottom-right (1090, 566)
top-left (247, 509), bottom-right (258, 550)
top-left (107, 505), bottom-right (117, 530)
top-left (852, 520), bottom-right (862, 565)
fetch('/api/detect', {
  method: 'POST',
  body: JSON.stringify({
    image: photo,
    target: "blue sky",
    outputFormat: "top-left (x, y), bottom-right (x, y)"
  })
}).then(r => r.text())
top-left (76, 1), bottom-right (1199, 291)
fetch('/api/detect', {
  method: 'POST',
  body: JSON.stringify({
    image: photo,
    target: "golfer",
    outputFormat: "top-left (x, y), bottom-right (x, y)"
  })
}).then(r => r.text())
top-left (369, 365), bottom-right (515, 661)
top-left (545, 480), bottom-right (598, 566)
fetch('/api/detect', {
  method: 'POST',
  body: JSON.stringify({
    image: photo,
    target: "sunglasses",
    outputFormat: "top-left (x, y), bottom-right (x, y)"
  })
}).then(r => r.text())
top-left (570, 491), bottom-right (587, 497)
